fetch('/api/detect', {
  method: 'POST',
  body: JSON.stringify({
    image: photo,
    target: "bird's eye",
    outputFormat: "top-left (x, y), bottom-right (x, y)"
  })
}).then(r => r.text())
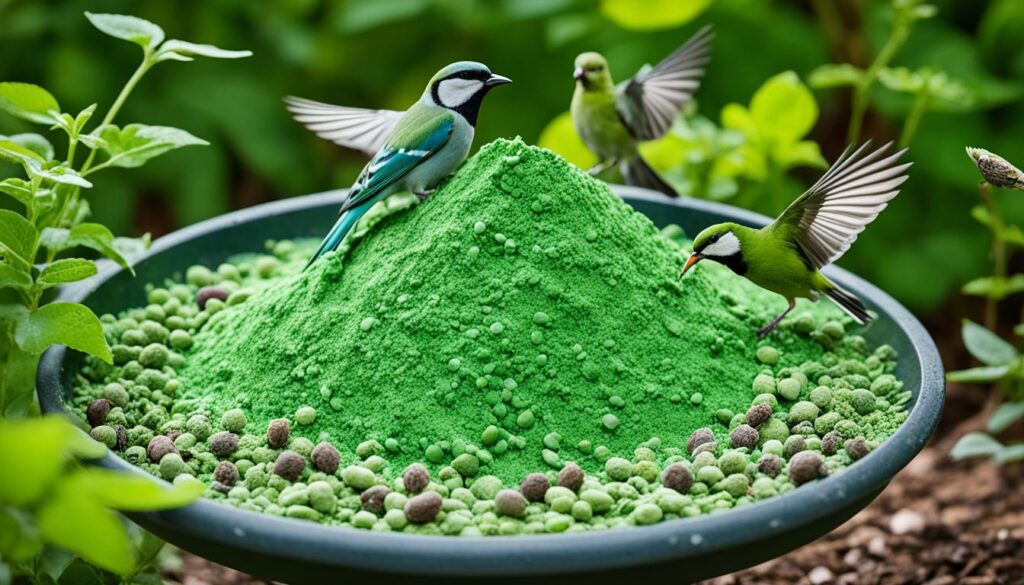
top-left (589, 65), bottom-right (602, 72)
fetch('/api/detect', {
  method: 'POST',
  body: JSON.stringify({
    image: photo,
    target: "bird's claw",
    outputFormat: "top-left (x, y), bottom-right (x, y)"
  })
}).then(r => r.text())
top-left (756, 324), bottom-right (777, 339)
top-left (414, 189), bottom-right (435, 202)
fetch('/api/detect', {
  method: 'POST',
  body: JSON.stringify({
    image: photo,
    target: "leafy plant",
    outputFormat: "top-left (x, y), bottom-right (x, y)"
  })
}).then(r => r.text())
top-left (0, 13), bottom-right (250, 417)
top-left (947, 320), bottom-right (1024, 464)
top-left (0, 416), bottom-right (203, 583)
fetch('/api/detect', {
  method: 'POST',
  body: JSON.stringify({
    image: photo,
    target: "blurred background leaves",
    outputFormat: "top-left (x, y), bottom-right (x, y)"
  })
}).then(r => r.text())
top-left (1, 0), bottom-right (1022, 315)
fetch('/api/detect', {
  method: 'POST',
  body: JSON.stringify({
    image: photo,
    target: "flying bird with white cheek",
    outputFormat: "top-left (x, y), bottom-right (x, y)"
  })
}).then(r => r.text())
top-left (682, 141), bottom-right (911, 338)
top-left (285, 61), bottom-right (511, 269)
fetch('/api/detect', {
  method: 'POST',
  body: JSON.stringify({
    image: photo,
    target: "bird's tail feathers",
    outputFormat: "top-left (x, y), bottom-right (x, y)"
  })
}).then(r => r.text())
top-left (620, 156), bottom-right (677, 197)
top-left (304, 209), bottom-right (362, 271)
top-left (823, 283), bottom-right (872, 325)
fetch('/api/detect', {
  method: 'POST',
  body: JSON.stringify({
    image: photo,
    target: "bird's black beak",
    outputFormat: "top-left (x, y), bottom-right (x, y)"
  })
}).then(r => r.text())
top-left (485, 74), bottom-right (513, 87)
top-left (681, 253), bottom-right (702, 277)
top-left (573, 67), bottom-right (585, 81)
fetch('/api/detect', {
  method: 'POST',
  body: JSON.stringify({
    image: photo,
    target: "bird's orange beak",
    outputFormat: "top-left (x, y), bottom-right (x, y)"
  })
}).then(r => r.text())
top-left (681, 253), bottom-right (701, 276)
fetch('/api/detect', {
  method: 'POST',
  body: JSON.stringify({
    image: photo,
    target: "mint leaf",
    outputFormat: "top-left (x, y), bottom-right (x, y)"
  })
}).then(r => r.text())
top-left (156, 40), bottom-right (252, 62)
top-left (0, 417), bottom-right (79, 506)
top-left (37, 478), bottom-right (133, 576)
top-left (0, 82), bottom-right (61, 125)
top-left (0, 133), bottom-right (54, 160)
top-left (30, 164), bottom-right (92, 189)
top-left (600, 0), bottom-right (711, 30)
top-left (950, 432), bottom-right (1004, 460)
top-left (0, 209), bottom-right (40, 264)
top-left (0, 263), bottom-right (31, 291)
top-left (74, 468), bottom-right (204, 511)
top-left (37, 258), bottom-right (98, 288)
top-left (14, 301), bottom-right (112, 363)
top-left (84, 12), bottom-right (164, 50)
top-left (751, 71), bottom-right (818, 144)
top-left (946, 365), bottom-right (1011, 383)
top-left (808, 63), bottom-right (864, 89)
top-left (0, 178), bottom-right (33, 208)
top-left (988, 401), bottom-right (1024, 434)
top-left (995, 444), bottom-right (1024, 464)
top-left (94, 124), bottom-right (208, 169)
top-left (69, 223), bottom-right (131, 271)
top-left (0, 139), bottom-right (45, 170)
top-left (961, 319), bottom-right (1018, 366)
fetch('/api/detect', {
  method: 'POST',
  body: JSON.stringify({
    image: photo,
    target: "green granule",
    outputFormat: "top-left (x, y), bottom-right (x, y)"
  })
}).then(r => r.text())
top-left (177, 138), bottom-right (864, 482)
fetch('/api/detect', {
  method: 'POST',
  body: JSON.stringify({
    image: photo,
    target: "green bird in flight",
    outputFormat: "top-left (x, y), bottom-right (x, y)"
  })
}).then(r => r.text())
top-left (571, 25), bottom-right (713, 196)
top-left (682, 141), bottom-right (911, 338)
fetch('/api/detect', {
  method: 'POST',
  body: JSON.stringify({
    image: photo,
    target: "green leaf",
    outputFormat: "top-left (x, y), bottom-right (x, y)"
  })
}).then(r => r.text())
top-left (73, 467), bottom-right (204, 511)
top-left (0, 263), bottom-right (32, 291)
top-left (69, 223), bottom-right (132, 271)
top-left (38, 547), bottom-right (76, 582)
top-left (961, 319), bottom-right (1019, 365)
top-left (961, 274), bottom-right (1024, 299)
top-left (31, 164), bottom-right (93, 189)
top-left (113, 234), bottom-right (151, 264)
top-left (950, 432), bottom-right (1004, 460)
top-left (94, 124), bottom-right (208, 170)
top-left (536, 110), bottom-right (597, 170)
top-left (37, 478), bottom-right (133, 576)
top-left (0, 82), bottom-right (60, 125)
top-left (155, 40), bottom-right (252, 62)
top-left (84, 12), bottom-right (164, 50)
top-left (600, 0), bottom-right (711, 30)
top-left (995, 444), bottom-right (1024, 463)
top-left (0, 417), bottom-right (77, 506)
top-left (0, 139), bottom-right (45, 169)
top-left (37, 258), bottom-right (98, 288)
top-left (988, 401), bottom-right (1024, 433)
top-left (808, 63), bottom-right (865, 89)
top-left (0, 209), bottom-right (40, 265)
top-left (946, 364), bottom-right (1011, 383)
top-left (0, 178), bottom-right (33, 207)
top-left (750, 71), bottom-right (818, 144)
top-left (0, 133), bottom-right (54, 160)
top-left (14, 301), bottom-right (112, 363)
top-left (773, 139), bottom-right (826, 168)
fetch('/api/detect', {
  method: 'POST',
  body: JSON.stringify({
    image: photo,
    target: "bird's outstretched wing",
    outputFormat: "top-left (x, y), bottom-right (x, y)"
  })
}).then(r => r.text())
top-left (773, 141), bottom-right (911, 270)
top-left (284, 96), bottom-right (403, 157)
top-left (339, 108), bottom-right (454, 213)
top-left (616, 25), bottom-right (713, 141)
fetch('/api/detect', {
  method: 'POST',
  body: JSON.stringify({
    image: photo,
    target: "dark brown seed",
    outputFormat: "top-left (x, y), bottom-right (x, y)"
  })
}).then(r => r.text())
top-left (403, 463), bottom-right (430, 494)
top-left (520, 472), bottom-right (550, 502)
top-left (821, 431), bottom-right (842, 455)
top-left (195, 286), bottom-right (228, 310)
top-left (311, 442), bottom-right (340, 474)
top-left (494, 489), bottom-right (527, 517)
top-left (788, 451), bottom-right (826, 486)
top-left (146, 435), bottom-right (177, 462)
top-left (845, 438), bottom-right (870, 460)
top-left (686, 427), bottom-right (715, 455)
top-left (114, 425), bottom-right (128, 451)
top-left (272, 450), bottom-right (306, 481)
top-left (266, 419), bottom-right (290, 448)
top-left (661, 463), bottom-right (694, 493)
top-left (758, 454), bottom-right (781, 478)
top-left (557, 463), bottom-right (584, 492)
top-left (361, 485), bottom-right (391, 514)
top-left (404, 492), bottom-right (443, 523)
top-left (214, 461), bottom-right (239, 486)
top-left (209, 431), bottom-right (239, 457)
top-left (87, 398), bottom-right (112, 427)
top-left (746, 403), bottom-right (773, 428)
top-left (730, 424), bottom-right (760, 449)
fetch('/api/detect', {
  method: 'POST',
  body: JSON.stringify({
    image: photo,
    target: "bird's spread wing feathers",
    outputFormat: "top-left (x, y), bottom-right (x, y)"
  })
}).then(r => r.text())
top-left (616, 25), bottom-right (713, 141)
top-left (284, 96), bottom-right (403, 157)
top-left (339, 111), bottom-right (455, 213)
top-left (774, 141), bottom-right (911, 270)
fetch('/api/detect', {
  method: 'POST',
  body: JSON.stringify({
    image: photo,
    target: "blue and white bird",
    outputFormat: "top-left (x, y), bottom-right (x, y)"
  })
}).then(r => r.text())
top-left (285, 61), bottom-right (512, 269)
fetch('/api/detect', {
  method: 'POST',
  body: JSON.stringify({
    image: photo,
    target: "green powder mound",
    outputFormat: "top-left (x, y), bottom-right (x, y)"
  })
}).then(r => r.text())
top-left (180, 138), bottom-right (849, 483)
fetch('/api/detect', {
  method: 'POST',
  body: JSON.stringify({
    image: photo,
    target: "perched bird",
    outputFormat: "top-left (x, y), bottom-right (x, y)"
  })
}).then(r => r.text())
top-left (285, 61), bottom-right (511, 268)
top-left (570, 25), bottom-right (713, 197)
top-left (681, 141), bottom-right (911, 338)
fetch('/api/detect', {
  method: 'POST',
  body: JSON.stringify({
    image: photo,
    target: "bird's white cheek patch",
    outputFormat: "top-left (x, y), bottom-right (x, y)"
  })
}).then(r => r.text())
top-left (702, 232), bottom-right (740, 258)
top-left (438, 78), bottom-right (484, 108)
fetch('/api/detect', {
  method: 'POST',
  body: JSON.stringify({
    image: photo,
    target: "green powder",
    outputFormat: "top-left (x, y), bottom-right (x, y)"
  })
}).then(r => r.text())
top-left (178, 138), bottom-right (861, 483)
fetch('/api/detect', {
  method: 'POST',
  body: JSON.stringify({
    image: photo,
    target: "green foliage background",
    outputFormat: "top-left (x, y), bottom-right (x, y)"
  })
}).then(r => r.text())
top-left (2, 0), bottom-right (1023, 313)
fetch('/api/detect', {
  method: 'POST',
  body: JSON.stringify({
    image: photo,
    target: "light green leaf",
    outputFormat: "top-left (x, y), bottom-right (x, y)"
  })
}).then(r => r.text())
top-left (961, 275), bottom-right (1024, 300)
top-left (773, 140), bottom-right (827, 168)
top-left (37, 258), bottom-right (98, 288)
top-left (961, 319), bottom-right (1019, 365)
top-left (0, 82), bottom-right (61, 125)
top-left (156, 40), bottom-right (252, 62)
top-left (950, 432), bottom-right (1004, 460)
top-left (720, 103), bottom-right (758, 135)
top-left (30, 164), bottom-right (92, 189)
top-left (988, 401), bottom-right (1024, 434)
top-left (94, 124), bottom-right (208, 170)
top-left (0, 263), bottom-right (31, 291)
top-left (878, 66), bottom-right (925, 93)
top-left (0, 139), bottom-right (45, 170)
top-left (808, 63), bottom-right (865, 89)
top-left (0, 209), bottom-right (39, 264)
top-left (750, 71), bottom-right (818, 144)
top-left (0, 133), bottom-right (54, 160)
top-left (0, 417), bottom-right (77, 506)
top-left (69, 223), bottom-right (132, 271)
top-left (38, 547), bottom-right (76, 582)
top-left (946, 365), bottom-right (1011, 383)
top-left (37, 479), bottom-right (133, 576)
top-left (14, 302), bottom-right (112, 363)
top-left (995, 444), bottom-right (1024, 463)
top-left (38, 227), bottom-right (70, 254)
top-left (73, 467), bottom-right (204, 511)
top-left (537, 111), bottom-right (597, 170)
top-left (601, 0), bottom-right (711, 30)
top-left (84, 12), bottom-right (164, 50)
top-left (73, 104), bottom-right (97, 135)
top-left (0, 178), bottom-right (33, 207)
top-left (113, 234), bottom-right (151, 263)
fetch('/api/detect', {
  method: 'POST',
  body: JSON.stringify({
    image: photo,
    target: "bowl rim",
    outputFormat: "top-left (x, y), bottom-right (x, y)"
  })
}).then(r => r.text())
top-left (37, 186), bottom-right (945, 577)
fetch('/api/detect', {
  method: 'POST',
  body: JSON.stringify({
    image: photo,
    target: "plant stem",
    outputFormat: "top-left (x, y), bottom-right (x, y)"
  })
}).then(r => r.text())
top-left (847, 7), bottom-right (911, 144)
top-left (979, 180), bottom-right (1007, 329)
top-left (80, 53), bottom-right (152, 176)
top-left (898, 87), bottom-right (930, 148)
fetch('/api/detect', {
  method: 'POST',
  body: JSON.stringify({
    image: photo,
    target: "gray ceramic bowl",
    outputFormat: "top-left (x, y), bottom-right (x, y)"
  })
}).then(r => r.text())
top-left (37, 187), bottom-right (944, 584)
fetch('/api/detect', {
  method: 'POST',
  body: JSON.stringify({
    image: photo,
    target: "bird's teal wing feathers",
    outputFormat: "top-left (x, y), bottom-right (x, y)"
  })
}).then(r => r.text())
top-left (771, 141), bottom-right (911, 270)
